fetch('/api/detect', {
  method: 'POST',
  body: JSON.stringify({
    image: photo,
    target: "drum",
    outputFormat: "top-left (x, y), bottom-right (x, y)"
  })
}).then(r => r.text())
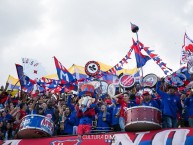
top-left (125, 106), bottom-right (162, 132)
top-left (100, 81), bottom-right (109, 94)
top-left (107, 83), bottom-right (120, 97)
top-left (142, 74), bottom-right (158, 88)
top-left (119, 74), bottom-right (135, 88)
top-left (17, 114), bottom-right (54, 138)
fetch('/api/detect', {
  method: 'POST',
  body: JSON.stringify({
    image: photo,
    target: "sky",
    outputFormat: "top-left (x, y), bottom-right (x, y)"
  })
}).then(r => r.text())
top-left (1, 0), bottom-right (193, 86)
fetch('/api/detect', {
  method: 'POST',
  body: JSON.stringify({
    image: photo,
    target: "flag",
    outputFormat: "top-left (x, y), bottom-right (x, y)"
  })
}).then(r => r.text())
top-left (6, 75), bottom-right (20, 91)
top-left (100, 72), bottom-right (119, 84)
top-left (131, 39), bottom-right (151, 68)
top-left (181, 33), bottom-right (193, 64)
top-left (15, 64), bottom-right (34, 92)
top-left (54, 56), bottom-right (75, 82)
top-left (22, 58), bottom-right (46, 80)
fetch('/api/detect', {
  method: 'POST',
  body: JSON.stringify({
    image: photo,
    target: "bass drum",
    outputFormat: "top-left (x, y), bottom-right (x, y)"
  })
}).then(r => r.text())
top-left (125, 106), bottom-right (162, 131)
top-left (17, 114), bottom-right (54, 139)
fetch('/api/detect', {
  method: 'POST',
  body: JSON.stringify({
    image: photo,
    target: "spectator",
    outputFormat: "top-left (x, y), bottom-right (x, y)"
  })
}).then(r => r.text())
top-left (141, 91), bottom-right (159, 109)
top-left (44, 100), bottom-right (58, 123)
top-left (26, 97), bottom-right (38, 115)
top-left (15, 103), bottom-right (27, 132)
top-left (184, 89), bottom-right (193, 127)
top-left (129, 94), bottom-right (138, 107)
top-left (96, 105), bottom-right (111, 132)
top-left (71, 104), bottom-right (80, 135)
top-left (0, 124), bottom-right (4, 140)
top-left (1, 111), bottom-right (13, 125)
top-left (156, 81), bottom-right (182, 128)
top-left (61, 107), bottom-right (75, 135)
top-left (113, 92), bottom-right (130, 131)
top-left (180, 93), bottom-right (189, 127)
top-left (4, 122), bottom-right (14, 140)
top-left (44, 99), bottom-right (59, 135)
top-left (107, 100), bottom-right (121, 132)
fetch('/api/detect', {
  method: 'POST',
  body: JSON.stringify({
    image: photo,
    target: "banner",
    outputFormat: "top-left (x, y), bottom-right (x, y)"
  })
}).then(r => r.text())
top-left (181, 33), bottom-right (193, 64)
top-left (1, 128), bottom-right (193, 145)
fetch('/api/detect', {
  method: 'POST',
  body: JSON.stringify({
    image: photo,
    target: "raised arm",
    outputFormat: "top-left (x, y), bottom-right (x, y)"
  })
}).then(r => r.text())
top-left (112, 92), bottom-right (123, 102)
top-left (156, 81), bottom-right (167, 99)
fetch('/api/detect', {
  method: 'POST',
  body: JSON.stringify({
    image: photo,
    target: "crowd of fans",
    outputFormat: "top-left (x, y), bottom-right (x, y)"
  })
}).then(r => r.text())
top-left (0, 77), bottom-right (193, 140)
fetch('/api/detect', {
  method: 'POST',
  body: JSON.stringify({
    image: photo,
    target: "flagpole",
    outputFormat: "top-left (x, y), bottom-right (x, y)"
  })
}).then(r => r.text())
top-left (131, 22), bottom-right (144, 91)
top-left (136, 32), bottom-right (144, 91)
top-left (136, 32), bottom-right (143, 76)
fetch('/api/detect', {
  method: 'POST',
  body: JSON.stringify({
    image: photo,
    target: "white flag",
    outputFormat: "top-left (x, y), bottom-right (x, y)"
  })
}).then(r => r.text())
top-left (21, 58), bottom-right (46, 80)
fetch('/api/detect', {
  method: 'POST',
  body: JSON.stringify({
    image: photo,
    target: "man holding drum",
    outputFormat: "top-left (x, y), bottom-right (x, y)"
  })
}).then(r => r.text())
top-left (141, 91), bottom-right (159, 109)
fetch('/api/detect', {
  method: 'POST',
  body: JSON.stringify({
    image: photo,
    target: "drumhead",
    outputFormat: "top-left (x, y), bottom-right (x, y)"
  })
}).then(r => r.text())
top-left (18, 114), bottom-right (54, 138)
top-left (119, 74), bottom-right (135, 88)
top-left (142, 74), bottom-right (157, 88)
top-left (107, 83), bottom-right (120, 97)
top-left (100, 81), bottom-right (108, 94)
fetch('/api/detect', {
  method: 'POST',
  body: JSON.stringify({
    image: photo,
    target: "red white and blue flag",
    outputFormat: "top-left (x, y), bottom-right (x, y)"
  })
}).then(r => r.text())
top-left (15, 64), bottom-right (34, 92)
top-left (54, 56), bottom-right (75, 82)
top-left (131, 39), bottom-right (151, 68)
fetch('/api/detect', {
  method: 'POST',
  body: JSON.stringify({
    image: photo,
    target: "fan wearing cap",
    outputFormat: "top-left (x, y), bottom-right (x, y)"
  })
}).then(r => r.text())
top-left (156, 80), bottom-right (182, 128)
top-left (184, 88), bottom-right (193, 127)
top-left (141, 91), bottom-right (159, 109)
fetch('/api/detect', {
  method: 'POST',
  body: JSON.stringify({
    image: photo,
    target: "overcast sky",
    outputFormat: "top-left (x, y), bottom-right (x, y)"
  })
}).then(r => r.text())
top-left (1, 0), bottom-right (193, 86)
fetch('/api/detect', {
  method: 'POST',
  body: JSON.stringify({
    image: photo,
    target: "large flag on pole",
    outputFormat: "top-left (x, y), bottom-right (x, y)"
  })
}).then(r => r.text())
top-left (131, 39), bottom-right (151, 68)
top-left (181, 33), bottom-right (193, 64)
top-left (54, 56), bottom-right (75, 82)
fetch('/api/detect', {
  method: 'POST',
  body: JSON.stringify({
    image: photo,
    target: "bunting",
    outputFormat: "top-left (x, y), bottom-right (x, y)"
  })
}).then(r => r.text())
top-left (141, 42), bottom-right (173, 75)
top-left (106, 48), bottom-right (133, 74)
